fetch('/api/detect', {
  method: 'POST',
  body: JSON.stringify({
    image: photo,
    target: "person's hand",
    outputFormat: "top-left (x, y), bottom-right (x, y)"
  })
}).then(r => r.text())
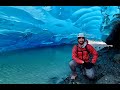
top-left (82, 61), bottom-right (84, 64)
top-left (83, 62), bottom-right (94, 69)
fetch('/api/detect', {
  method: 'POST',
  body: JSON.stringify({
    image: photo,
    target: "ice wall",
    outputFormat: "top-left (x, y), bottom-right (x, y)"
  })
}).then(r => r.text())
top-left (0, 6), bottom-right (118, 52)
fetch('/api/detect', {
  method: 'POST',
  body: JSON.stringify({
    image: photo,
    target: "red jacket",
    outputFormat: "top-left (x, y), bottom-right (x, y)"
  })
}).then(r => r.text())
top-left (72, 41), bottom-right (98, 64)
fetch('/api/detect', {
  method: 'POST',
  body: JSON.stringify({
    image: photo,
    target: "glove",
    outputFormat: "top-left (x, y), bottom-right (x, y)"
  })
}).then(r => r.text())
top-left (83, 62), bottom-right (94, 69)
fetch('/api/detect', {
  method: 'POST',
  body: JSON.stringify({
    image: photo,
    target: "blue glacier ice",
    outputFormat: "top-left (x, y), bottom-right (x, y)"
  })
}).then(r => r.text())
top-left (0, 6), bottom-right (119, 84)
top-left (0, 6), bottom-right (112, 52)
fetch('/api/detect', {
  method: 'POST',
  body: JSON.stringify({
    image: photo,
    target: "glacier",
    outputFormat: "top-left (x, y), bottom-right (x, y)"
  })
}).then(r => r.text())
top-left (0, 6), bottom-right (119, 52)
top-left (0, 6), bottom-right (120, 84)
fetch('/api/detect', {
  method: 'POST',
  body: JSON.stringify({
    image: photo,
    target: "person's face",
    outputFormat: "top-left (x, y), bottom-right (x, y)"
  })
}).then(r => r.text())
top-left (78, 37), bottom-right (85, 45)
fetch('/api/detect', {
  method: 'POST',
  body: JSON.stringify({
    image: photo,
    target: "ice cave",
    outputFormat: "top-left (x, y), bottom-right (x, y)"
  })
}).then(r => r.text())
top-left (0, 6), bottom-right (120, 84)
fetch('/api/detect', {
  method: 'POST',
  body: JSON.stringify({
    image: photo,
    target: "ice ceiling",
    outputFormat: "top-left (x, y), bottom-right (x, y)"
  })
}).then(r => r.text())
top-left (0, 6), bottom-right (119, 52)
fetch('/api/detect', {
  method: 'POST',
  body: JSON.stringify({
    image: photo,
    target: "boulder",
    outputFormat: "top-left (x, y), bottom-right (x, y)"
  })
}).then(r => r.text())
top-left (96, 75), bottom-right (117, 84)
top-left (113, 54), bottom-right (120, 64)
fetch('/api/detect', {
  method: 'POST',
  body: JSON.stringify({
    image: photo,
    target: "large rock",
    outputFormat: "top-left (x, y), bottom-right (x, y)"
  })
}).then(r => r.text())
top-left (113, 54), bottom-right (120, 64)
top-left (101, 16), bottom-right (120, 47)
top-left (96, 74), bottom-right (118, 84)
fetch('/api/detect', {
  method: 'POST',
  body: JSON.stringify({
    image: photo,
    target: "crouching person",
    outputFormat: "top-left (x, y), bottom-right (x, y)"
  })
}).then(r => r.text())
top-left (69, 33), bottom-right (98, 80)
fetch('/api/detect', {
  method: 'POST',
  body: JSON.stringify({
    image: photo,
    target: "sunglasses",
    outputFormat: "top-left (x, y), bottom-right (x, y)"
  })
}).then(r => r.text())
top-left (78, 37), bottom-right (85, 39)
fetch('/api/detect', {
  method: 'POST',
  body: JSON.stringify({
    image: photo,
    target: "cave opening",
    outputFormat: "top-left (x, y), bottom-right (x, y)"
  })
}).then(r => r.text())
top-left (106, 21), bottom-right (120, 48)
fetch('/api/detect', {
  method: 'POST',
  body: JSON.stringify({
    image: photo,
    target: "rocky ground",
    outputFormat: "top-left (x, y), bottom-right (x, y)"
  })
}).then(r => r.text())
top-left (58, 46), bottom-right (120, 84)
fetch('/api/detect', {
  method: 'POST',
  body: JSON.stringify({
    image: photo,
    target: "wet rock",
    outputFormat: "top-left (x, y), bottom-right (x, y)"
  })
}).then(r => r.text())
top-left (113, 54), bottom-right (120, 64)
top-left (96, 74), bottom-right (118, 84)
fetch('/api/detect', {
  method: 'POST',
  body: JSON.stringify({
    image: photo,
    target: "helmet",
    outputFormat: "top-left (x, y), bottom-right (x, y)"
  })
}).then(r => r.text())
top-left (77, 33), bottom-right (85, 38)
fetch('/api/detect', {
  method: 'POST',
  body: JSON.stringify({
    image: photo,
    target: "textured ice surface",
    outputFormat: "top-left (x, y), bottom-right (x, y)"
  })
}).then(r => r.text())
top-left (0, 6), bottom-right (119, 52)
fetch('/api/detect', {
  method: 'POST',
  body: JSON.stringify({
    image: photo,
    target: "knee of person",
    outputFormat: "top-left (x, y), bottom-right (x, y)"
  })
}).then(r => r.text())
top-left (85, 69), bottom-right (95, 79)
top-left (87, 73), bottom-right (95, 79)
top-left (69, 61), bottom-right (74, 67)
